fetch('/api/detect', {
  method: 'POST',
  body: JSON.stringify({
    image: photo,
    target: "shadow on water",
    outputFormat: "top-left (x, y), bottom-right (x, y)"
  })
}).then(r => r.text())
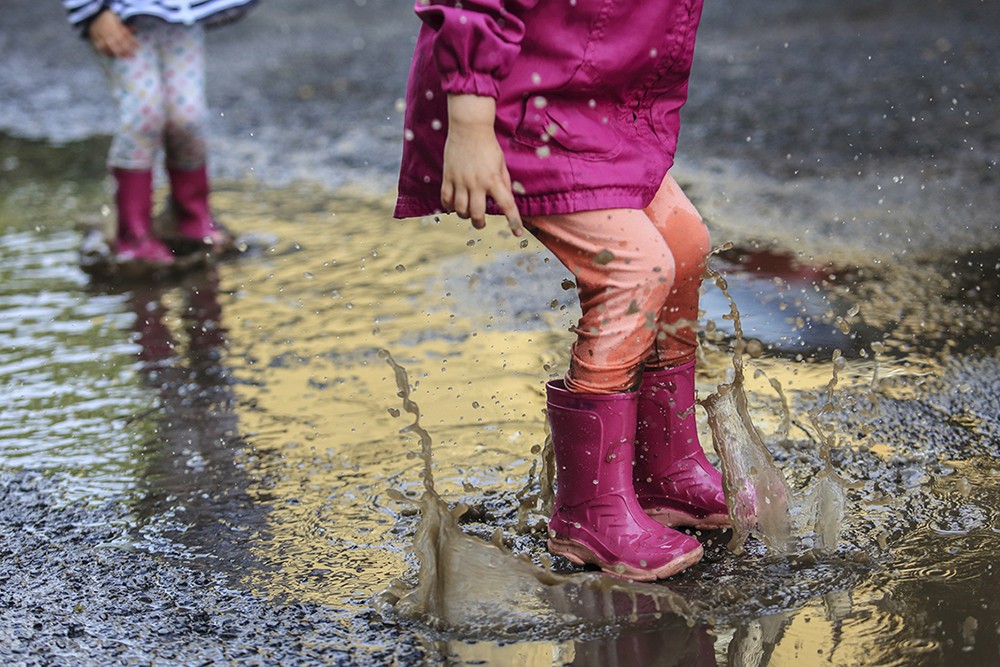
top-left (0, 142), bottom-right (998, 663)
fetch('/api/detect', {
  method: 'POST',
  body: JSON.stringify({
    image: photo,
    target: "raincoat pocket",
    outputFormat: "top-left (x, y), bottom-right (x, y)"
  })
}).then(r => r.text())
top-left (514, 95), bottom-right (623, 161)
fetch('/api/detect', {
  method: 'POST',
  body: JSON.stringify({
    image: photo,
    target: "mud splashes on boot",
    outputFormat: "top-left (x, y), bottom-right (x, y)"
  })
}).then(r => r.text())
top-left (377, 350), bottom-right (700, 634)
top-left (700, 264), bottom-right (795, 555)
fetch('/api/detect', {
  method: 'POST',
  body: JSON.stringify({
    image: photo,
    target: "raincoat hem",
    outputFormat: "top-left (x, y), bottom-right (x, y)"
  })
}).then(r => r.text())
top-left (394, 184), bottom-right (659, 220)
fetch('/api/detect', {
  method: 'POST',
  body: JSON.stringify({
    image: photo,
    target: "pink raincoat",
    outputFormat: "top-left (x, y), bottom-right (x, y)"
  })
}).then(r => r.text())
top-left (395, 0), bottom-right (704, 218)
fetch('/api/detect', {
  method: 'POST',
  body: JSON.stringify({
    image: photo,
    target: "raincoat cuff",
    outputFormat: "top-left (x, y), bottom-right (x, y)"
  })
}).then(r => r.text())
top-left (438, 71), bottom-right (501, 99)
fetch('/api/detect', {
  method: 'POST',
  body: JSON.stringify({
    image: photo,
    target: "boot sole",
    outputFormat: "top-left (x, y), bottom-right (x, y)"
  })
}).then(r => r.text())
top-left (547, 536), bottom-right (703, 581)
top-left (645, 507), bottom-right (732, 530)
top-left (167, 236), bottom-right (239, 258)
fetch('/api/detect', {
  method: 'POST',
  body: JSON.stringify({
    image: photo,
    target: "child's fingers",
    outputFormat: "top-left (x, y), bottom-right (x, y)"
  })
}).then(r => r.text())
top-left (498, 169), bottom-right (524, 237)
top-left (441, 180), bottom-right (455, 212)
top-left (491, 182), bottom-right (523, 237)
top-left (120, 34), bottom-right (139, 58)
top-left (110, 40), bottom-right (130, 58)
top-left (468, 188), bottom-right (488, 230)
top-left (452, 188), bottom-right (469, 220)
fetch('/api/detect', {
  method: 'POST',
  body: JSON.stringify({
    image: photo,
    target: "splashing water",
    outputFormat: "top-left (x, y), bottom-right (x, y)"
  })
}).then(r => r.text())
top-left (376, 350), bottom-right (701, 633)
top-left (699, 249), bottom-right (868, 556)
top-left (797, 347), bottom-right (868, 553)
top-left (701, 375), bottom-right (795, 555)
top-left (700, 262), bottom-right (795, 555)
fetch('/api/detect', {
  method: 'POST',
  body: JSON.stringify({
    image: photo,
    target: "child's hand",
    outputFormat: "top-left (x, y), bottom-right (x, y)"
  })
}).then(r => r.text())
top-left (89, 10), bottom-right (138, 59)
top-left (442, 95), bottom-right (524, 237)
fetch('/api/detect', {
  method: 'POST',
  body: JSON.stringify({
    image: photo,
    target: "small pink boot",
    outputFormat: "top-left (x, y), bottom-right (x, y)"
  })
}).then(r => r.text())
top-left (113, 168), bottom-right (175, 270)
top-left (546, 381), bottom-right (703, 581)
top-left (167, 165), bottom-right (235, 255)
top-left (633, 360), bottom-right (731, 529)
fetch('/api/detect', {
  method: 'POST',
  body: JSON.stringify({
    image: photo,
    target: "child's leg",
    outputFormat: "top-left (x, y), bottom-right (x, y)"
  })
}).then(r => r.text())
top-left (527, 208), bottom-right (676, 394)
top-left (531, 208), bottom-right (704, 579)
top-left (156, 24), bottom-right (233, 252)
top-left (104, 25), bottom-right (166, 170)
top-left (159, 24), bottom-right (208, 170)
top-left (633, 174), bottom-right (727, 529)
top-left (102, 26), bottom-right (174, 266)
top-left (642, 173), bottom-right (711, 368)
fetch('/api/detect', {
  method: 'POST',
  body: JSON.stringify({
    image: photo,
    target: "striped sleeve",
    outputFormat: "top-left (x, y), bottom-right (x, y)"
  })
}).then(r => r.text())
top-left (190, 0), bottom-right (258, 28)
top-left (63, 0), bottom-right (106, 30)
top-left (61, 0), bottom-right (256, 32)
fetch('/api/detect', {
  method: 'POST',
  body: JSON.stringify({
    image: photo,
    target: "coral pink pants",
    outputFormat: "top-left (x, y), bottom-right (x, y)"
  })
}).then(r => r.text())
top-left (527, 174), bottom-right (710, 394)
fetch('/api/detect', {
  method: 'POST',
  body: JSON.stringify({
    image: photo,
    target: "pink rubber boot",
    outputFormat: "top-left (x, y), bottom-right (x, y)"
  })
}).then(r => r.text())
top-left (113, 168), bottom-right (175, 268)
top-left (633, 360), bottom-right (731, 529)
top-left (167, 165), bottom-right (235, 254)
top-left (546, 380), bottom-right (703, 581)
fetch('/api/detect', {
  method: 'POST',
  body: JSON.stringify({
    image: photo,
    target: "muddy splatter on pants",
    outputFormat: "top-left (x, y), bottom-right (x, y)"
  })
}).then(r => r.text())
top-left (527, 174), bottom-right (710, 394)
top-left (102, 18), bottom-right (208, 171)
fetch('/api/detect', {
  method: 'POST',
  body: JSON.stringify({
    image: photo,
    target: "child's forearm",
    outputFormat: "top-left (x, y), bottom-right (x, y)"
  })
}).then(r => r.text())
top-left (442, 94), bottom-right (523, 236)
top-left (446, 94), bottom-right (497, 129)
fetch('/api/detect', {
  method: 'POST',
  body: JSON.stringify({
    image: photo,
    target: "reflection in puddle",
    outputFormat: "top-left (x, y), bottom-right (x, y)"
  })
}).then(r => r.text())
top-left (702, 243), bottom-right (883, 358)
top-left (0, 165), bottom-right (998, 664)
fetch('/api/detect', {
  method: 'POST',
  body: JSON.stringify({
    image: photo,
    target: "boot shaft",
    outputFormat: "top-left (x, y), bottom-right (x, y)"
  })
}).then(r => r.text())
top-left (546, 381), bottom-right (638, 508)
top-left (113, 168), bottom-right (154, 242)
top-left (545, 379), bottom-right (705, 578)
top-left (633, 360), bottom-right (729, 527)
top-left (635, 360), bottom-right (700, 471)
top-left (168, 165), bottom-right (213, 236)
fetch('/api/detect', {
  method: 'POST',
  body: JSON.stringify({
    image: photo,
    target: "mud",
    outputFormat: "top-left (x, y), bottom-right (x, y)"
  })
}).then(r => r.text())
top-left (1, 0), bottom-right (999, 665)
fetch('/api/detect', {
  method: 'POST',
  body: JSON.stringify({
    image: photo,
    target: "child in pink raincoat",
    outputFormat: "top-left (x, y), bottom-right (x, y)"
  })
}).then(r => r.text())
top-left (396, 0), bottom-right (728, 581)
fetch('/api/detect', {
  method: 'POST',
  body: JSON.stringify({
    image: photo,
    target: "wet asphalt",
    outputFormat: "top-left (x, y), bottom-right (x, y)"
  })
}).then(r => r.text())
top-left (2, 0), bottom-right (999, 664)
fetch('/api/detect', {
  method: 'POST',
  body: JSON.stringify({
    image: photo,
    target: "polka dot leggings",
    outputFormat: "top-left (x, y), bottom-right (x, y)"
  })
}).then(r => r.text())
top-left (103, 18), bottom-right (208, 171)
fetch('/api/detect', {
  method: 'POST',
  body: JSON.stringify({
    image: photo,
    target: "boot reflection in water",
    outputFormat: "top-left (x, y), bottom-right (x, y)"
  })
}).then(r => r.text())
top-left (130, 287), bottom-right (176, 373)
top-left (128, 271), bottom-right (229, 381)
top-left (528, 175), bottom-right (718, 580)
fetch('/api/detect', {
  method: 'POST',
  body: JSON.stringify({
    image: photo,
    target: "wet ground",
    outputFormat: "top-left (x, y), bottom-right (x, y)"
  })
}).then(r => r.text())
top-left (1, 0), bottom-right (998, 665)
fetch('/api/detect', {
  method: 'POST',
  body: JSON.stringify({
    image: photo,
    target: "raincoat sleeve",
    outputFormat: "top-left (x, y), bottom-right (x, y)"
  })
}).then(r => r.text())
top-left (414, 0), bottom-right (539, 98)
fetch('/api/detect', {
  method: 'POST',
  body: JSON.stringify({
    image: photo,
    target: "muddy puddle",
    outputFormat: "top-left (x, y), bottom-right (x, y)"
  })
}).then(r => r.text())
top-left (1, 137), bottom-right (998, 665)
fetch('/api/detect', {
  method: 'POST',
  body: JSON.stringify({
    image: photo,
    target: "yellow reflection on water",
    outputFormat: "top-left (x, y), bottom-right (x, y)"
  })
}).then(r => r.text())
top-left (211, 187), bottom-right (556, 604)
top-left (205, 185), bottom-right (953, 663)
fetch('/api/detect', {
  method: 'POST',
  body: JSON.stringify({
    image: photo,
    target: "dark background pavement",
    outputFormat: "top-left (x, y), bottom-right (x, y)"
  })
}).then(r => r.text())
top-left (2, 0), bottom-right (997, 260)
